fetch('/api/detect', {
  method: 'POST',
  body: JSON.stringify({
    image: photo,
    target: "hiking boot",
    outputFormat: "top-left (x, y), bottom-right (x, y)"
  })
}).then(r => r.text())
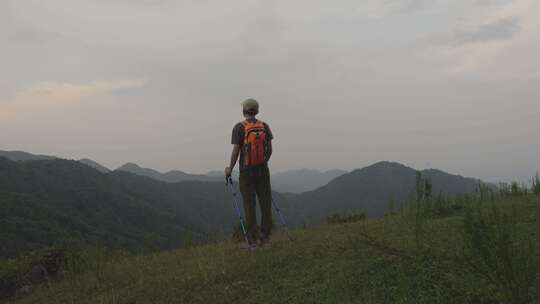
top-left (239, 242), bottom-right (258, 251)
top-left (259, 238), bottom-right (272, 249)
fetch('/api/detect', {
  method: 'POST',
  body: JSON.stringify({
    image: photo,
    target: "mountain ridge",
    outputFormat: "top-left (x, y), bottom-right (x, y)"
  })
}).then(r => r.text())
top-left (0, 150), bottom-right (348, 192)
top-left (287, 161), bottom-right (481, 222)
top-left (116, 162), bottom-right (221, 183)
top-left (0, 156), bottom-right (484, 258)
top-left (78, 158), bottom-right (111, 173)
top-left (0, 150), bottom-right (56, 161)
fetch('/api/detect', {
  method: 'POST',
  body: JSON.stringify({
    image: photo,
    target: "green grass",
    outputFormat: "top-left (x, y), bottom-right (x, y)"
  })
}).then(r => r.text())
top-left (5, 195), bottom-right (540, 304)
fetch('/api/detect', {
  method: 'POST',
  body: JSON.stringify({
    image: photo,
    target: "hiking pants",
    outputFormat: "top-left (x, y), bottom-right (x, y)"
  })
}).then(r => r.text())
top-left (239, 166), bottom-right (272, 242)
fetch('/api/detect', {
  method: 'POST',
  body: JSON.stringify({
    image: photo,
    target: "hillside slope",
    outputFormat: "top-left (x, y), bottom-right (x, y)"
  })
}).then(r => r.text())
top-left (7, 194), bottom-right (540, 304)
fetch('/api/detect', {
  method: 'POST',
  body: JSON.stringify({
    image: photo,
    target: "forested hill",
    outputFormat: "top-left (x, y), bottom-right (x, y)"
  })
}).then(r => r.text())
top-left (0, 157), bottom-right (481, 258)
top-left (0, 157), bottom-right (236, 258)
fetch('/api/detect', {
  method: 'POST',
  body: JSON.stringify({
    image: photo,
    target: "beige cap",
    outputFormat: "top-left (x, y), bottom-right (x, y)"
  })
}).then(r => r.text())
top-left (241, 98), bottom-right (259, 111)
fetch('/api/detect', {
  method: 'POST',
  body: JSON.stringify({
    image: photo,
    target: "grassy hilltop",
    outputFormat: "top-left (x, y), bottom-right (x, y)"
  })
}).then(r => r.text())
top-left (4, 192), bottom-right (540, 304)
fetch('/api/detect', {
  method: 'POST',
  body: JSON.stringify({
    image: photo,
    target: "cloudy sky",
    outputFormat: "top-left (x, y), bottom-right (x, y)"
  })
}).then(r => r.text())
top-left (1, 0), bottom-right (539, 182)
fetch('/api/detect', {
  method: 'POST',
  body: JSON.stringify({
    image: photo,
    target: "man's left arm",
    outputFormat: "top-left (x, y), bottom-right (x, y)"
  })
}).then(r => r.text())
top-left (266, 140), bottom-right (273, 161)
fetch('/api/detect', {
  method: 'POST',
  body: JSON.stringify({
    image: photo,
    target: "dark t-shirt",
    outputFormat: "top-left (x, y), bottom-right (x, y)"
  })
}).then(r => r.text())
top-left (231, 119), bottom-right (274, 171)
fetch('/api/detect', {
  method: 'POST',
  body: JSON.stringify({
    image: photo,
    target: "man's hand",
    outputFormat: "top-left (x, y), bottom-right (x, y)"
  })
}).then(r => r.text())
top-left (225, 166), bottom-right (233, 177)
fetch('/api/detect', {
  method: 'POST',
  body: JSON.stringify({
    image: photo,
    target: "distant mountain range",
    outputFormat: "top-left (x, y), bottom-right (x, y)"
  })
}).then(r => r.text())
top-left (0, 151), bottom-right (111, 174)
top-left (0, 150), bottom-right (484, 258)
top-left (0, 150), bottom-right (56, 162)
top-left (118, 166), bottom-right (346, 193)
top-left (116, 163), bottom-right (223, 183)
top-left (271, 169), bottom-right (348, 193)
top-left (0, 150), bottom-right (347, 193)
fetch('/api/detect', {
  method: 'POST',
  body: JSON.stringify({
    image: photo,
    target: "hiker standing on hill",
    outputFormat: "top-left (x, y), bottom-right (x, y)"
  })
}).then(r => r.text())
top-left (225, 98), bottom-right (274, 249)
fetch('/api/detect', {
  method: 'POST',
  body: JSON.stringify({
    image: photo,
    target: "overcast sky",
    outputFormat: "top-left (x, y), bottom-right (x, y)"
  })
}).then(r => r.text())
top-left (1, 0), bottom-right (539, 182)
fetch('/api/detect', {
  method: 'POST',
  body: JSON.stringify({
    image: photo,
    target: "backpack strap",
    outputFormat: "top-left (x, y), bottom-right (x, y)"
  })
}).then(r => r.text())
top-left (242, 119), bottom-right (263, 126)
top-left (244, 120), bottom-right (265, 139)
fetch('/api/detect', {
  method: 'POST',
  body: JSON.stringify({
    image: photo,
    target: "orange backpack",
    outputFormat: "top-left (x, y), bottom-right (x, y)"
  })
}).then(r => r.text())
top-left (242, 120), bottom-right (268, 168)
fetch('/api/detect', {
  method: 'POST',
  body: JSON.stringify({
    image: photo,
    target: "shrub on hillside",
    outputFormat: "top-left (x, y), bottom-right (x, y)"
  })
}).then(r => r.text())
top-left (326, 213), bottom-right (366, 224)
top-left (0, 259), bottom-right (19, 300)
top-left (0, 248), bottom-right (67, 300)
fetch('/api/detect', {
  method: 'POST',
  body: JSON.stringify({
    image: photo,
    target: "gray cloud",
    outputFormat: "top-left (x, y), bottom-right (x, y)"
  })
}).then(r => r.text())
top-left (392, 0), bottom-right (430, 14)
top-left (0, 0), bottom-right (538, 183)
top-left (7, 29), bottom-right (63, 44)
top-left (474, 0), bottom-right (512, 6)
top-left (451, 17), bottom-right (520, 45)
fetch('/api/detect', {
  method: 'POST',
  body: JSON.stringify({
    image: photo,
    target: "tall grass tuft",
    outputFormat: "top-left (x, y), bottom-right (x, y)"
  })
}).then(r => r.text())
top-left (411, 171), bottom-right (433, 251)
top-left (532, 172), bottom-right (540, 195)
top-left (511, 182), bottom-right (525, 196)
top-left (462, 201), bottom-right (539, 304)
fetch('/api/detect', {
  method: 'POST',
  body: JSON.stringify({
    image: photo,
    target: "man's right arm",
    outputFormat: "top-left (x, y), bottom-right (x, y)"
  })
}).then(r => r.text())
top-left (226, 123), bottom-right (242, 177)
top-left (225, 144), bottom-right (240, 177)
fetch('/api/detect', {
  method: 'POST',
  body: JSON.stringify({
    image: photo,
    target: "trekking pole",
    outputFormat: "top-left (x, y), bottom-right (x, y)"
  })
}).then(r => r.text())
top-left (271, 196), bottom-right (294, 241)
top-left (226, 176), bottom-right (249, 244)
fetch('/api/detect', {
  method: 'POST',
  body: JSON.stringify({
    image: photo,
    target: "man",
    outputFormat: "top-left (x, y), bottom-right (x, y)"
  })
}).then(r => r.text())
top-left (225, 98), bottom-right (274, 249)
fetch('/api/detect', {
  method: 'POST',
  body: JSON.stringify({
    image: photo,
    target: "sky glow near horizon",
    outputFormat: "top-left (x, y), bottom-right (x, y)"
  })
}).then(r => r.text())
top-left (1, 0), bottom-right (539, 183)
